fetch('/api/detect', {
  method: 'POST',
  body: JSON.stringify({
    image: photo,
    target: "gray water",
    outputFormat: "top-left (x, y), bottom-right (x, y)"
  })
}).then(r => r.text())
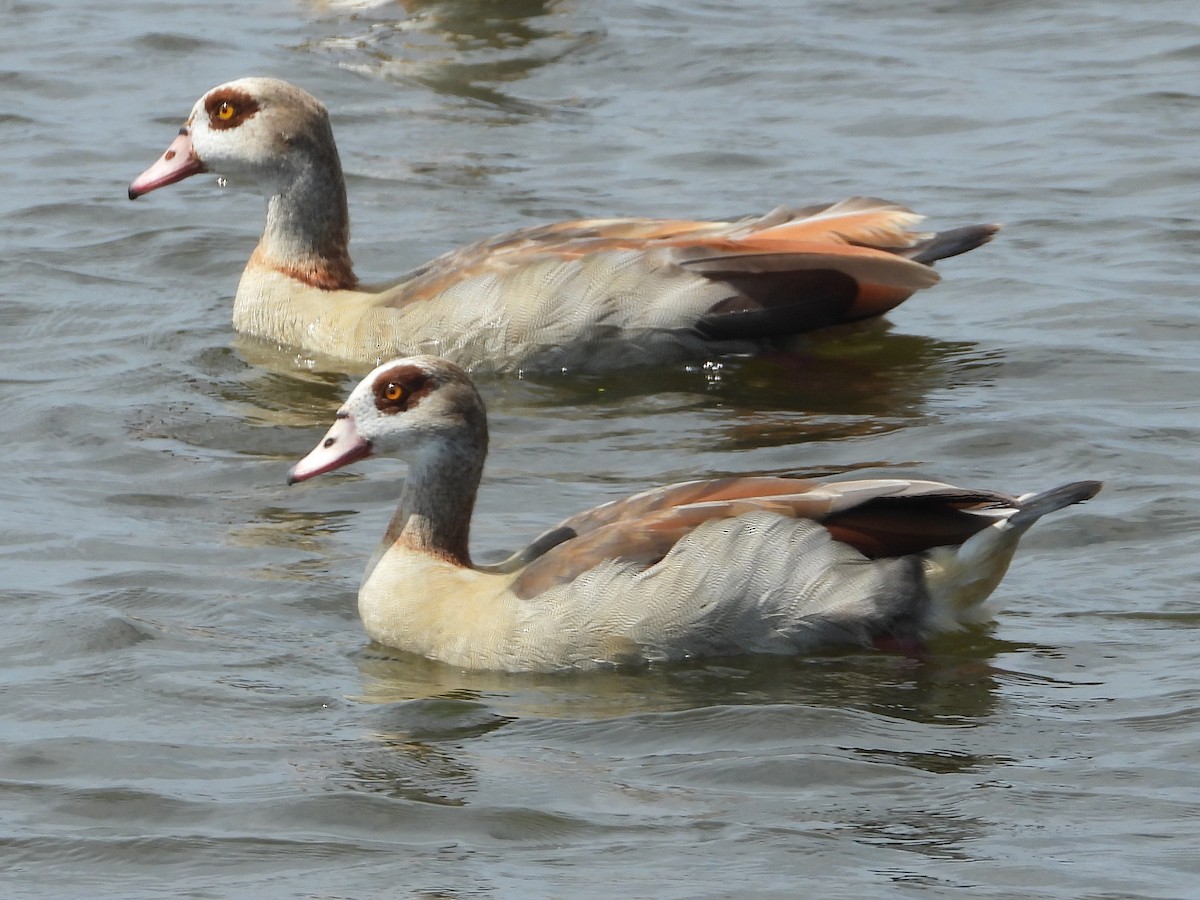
top-left (3, 0), bottom-right (1199, 896)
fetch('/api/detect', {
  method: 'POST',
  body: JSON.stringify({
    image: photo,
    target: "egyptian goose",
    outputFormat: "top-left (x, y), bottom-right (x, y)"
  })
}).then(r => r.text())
top-left (287, 356), bottom-right (1099, 671)
top-left (129, 77), bottom-right (999, 373)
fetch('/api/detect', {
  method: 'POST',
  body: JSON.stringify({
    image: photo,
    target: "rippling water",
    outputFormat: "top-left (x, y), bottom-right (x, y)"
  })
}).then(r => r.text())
top-left (3, 0), bottom-right (1200, 896)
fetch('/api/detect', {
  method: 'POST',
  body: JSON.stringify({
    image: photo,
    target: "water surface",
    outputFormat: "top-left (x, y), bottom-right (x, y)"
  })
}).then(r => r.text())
top-left (3, 0), bottom-right (1199, 897)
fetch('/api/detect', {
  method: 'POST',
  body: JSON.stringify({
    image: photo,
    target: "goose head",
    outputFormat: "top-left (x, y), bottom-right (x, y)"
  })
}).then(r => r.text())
top-left (288, 356), bottom-right (489, 485)
top-left (129, 77), bottom-right (339, 200)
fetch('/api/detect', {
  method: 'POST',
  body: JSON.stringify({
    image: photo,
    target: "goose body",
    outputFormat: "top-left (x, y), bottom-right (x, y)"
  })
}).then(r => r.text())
top-left (288, 356), bottom-right (1099, 672)
top-left (130, 77), bottom-right (998, 373)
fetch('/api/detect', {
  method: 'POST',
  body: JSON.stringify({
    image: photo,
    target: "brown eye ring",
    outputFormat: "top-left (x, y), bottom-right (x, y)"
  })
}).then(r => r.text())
top-left (370, 365), bottom-right (430, 413)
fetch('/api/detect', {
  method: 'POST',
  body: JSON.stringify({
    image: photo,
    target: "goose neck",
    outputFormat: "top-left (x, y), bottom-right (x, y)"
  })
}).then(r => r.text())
top-left (256, 142), bottom-right (357, 290)
top-left (390, 437), bottom-right (486, 568)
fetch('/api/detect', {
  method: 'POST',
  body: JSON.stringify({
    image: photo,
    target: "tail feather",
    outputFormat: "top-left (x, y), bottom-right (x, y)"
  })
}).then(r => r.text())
top-left (1009, 480), bottom-right (1103, 531)
top-left (904, 223), bottom-right (1001, 265)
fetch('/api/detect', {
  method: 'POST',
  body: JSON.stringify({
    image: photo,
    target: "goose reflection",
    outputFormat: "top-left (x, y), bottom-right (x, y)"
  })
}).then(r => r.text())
top-left (502, 327), bottom-right (999, 448)
top-left (231, 323), bottom-right (994, 433)
top-left (298, 0), bottom-right (595, 116)
top-left (135, 308), bottom-right (991, 462)
top-left (351, 634), bottom-right (1012, 724)
top-left (325, 641), bottom-right (1014, 806)
top-left (330, 696), bottom-right (513, 806)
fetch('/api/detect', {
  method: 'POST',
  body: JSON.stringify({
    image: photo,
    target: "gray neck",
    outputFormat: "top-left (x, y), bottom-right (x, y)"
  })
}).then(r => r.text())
top-left (256, 129), bottom-right (357, 290)
top-left (389, 437), bottom-right (487, 568)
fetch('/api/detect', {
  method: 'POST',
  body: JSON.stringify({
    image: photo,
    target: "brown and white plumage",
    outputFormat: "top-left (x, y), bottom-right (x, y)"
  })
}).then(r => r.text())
top-left (129, 77), bottom-right (999, 373)
top-left (288, 356), bottom-right (1100, 672)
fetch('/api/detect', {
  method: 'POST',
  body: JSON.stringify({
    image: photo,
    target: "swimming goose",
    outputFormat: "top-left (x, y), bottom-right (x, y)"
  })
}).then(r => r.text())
top-left (129, 77), bottom-right (999, 373)
top-left (287, 355), bottom-right (1100, 672)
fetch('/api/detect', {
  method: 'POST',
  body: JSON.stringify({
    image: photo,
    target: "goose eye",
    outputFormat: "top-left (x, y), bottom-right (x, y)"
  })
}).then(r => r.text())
top-left (217, 101), bottom-right (236, 121)
top-left (383, 383), bottom-right (404, 402)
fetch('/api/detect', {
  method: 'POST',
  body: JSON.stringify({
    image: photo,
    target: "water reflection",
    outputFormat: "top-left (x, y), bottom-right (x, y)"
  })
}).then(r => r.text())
top-left (513, 326), bottom-right (1000, 447)
top-left (337, 698), bottom-right (517, 806)
top-left (199, 344), bottom-right (353, 427)
top-left (297, 0), bottom-right (599, 116)
top-left (325, 638), bottom-right (1016, 809)
top-left (506, 326), bottom-right (991, 409)
top-left (125, 345), bottom-right (353, 468)
top-left (232, 506), bottom-right (360, 576)
top-left (351, 632), bottom-right (1011, 725)
top-left (851, 809), bottom-right (984, 862)
top-left (230, 323), bottom-right (997, 436)
top-left (332, 738), bottom-right (472, 806)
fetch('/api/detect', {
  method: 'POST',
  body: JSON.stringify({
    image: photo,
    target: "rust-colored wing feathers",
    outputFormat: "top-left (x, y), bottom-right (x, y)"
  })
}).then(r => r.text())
top-left (733, 197), bottom-right (928, 247)
top-left (507, 478), bottom-right (1018, 600)
top-left (550, 476), bottom-right (833, 537)
top-left (378, 199), bottom-right (997, 340)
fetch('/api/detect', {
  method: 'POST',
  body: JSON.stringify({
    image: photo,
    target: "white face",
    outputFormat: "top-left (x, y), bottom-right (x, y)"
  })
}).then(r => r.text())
top-left (288, 357), bottom-right (455, 483)
top-left (129, 77), bottom-right (327, 200)
top-left (185, 78), bottom-right (314, 195)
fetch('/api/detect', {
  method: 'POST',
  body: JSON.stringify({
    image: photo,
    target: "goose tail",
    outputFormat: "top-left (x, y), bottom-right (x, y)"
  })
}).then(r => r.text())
top-left (904, 223), bottom-right (1002, 265)
top-left (921, 480), bottom-right (1101, 631)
